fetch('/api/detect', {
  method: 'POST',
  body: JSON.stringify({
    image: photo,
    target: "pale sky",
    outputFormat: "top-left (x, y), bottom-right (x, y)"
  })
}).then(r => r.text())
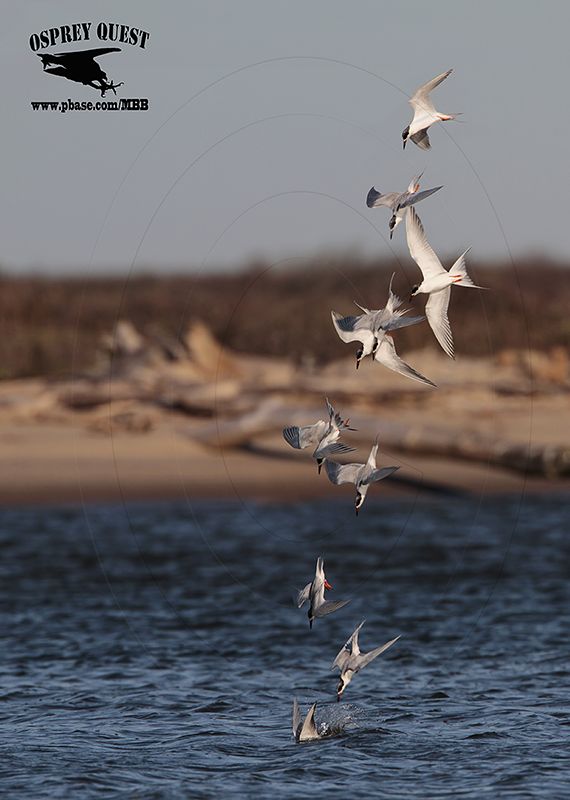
top-left (1, 1), bottom-right (568, 274)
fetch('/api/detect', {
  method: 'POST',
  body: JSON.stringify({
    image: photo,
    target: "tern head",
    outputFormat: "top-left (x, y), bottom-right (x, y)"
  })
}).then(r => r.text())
top-left (409, 284), bottom-right (420, 301)
top-left (402, 125), bottom-right (410, 149)
top-left (355, 491), bottom-right (365, 516)
top-left (355, 347), bottom-right (364, 369)
top-left (371, 338), bottom-right (379, 356)
top-left (317, 458), bottom-right (324, 475)
top-left (389, 215), bottom-right (396, 239)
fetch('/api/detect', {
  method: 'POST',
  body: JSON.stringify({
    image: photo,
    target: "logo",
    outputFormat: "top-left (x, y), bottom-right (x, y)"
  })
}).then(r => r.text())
top-left (29, 22), bottom-right (150, 112)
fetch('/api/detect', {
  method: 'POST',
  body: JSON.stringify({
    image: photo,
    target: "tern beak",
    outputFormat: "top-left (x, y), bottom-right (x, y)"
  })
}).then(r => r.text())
top-left (324, 579), bottom-right (333, 590)
top-left (355, 360), bottom-right (360, 370)
top-left (403, 139), bottom-right (407, 150)
top-left (355, 507), bottom-right (359, 517)
top-left (317, 462), bottom-right (323, 475)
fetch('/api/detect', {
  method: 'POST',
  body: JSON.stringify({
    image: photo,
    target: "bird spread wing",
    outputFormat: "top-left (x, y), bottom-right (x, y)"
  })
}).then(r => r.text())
top-left (363, 466), bottom-right (400, 486)
top-left (282, 422), bottom-right (326, 450)
top-left (409, 69), bottom-right (452, 112)
top-left (366, 188), bottom-right (399, 209)
top-left (299, 703), bottom-right (318, 740)
top-left (297, 582), bottom-right (312, 608)
top-left (357, 635), bottom-right (401, 670)
top-left (316, 441), bottom-right (356, 460)
top-left (332, 621), bottom-right (365, 669)
top-left (314, 599), bottom-right (351, 619)
top-left (292, 698), bottom-right (301, 737)
top-left (425, 287), bottom-right (454, 358)
top-left (398, 185), bottom-right (442, 210)
top-left (331, 311), bottom-right (376, 348)
top-left (51, 47), bottom-right (121, 63)
top-left (410, 129), bottom-right (431, 150)
top-left (324, 460), bottom-right (363, 486)
top-left (405, 207), bottom-right (445, 280)
top-left (374, 336), bottom-right (436, 387)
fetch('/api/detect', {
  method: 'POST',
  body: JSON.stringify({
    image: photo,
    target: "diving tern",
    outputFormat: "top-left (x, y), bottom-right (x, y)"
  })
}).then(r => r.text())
top-left (332, 621), bottom-right (401, 701)
top-left (406, 206), bottom-right (485, 359)
top-left (297, 556), bottom-right (350, 629)
top-left (324, 438), bottom-right (399, 515)
top-left (331, 275), bottom-right (436, 387)
top-left (402, 69), bottom-right (459, 150)
top-left (366, 172), bottom-right (442, 239)
top-left (283, 397), bottom-right (356, 473)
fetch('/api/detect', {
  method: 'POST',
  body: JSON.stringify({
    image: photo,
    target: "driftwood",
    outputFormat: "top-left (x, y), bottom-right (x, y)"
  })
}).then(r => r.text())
top-left (187, 399), bottom-right (570, 479)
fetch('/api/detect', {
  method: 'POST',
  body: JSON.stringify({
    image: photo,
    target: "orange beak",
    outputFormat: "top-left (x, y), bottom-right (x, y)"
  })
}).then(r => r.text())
top-left (324, 579), bottom-right (333, 590)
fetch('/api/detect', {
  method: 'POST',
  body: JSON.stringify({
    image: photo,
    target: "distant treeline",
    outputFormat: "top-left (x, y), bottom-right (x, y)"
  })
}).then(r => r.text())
top-left (0, 255), bottom-right (568, 379)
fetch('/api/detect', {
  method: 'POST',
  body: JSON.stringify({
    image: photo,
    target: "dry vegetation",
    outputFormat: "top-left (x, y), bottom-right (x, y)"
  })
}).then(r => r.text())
top-left (0, 255), bottom-right (568, 380)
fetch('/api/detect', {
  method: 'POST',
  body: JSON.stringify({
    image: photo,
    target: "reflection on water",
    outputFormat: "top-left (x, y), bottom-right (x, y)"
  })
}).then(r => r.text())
top-left (0, 495), bottom-right (568, 798)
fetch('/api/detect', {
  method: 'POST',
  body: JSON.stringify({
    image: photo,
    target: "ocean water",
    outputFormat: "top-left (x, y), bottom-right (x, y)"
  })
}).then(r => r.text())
top-left (0, 494), bottom-right (569, 798)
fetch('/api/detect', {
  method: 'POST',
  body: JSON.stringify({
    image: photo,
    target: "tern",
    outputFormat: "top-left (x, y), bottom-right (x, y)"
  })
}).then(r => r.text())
top-left (297, 556), bottom-right (350, 629)
top-left (283, 397), bottom-right (356, 473)
top-left (402, 69), bottom-right (459, 150)
top-left (324, 437), bottom-right (399, 515)
top-left (331, 275), bottom-right (436, 387)
top-left (332, 621), bottom-right (401, 701)
top-left (366, 172), bottom-right (443, 239)
top-left (292, 699), bottom-right (322, 741)
top-left (406, 206), bottom-right (485, 359)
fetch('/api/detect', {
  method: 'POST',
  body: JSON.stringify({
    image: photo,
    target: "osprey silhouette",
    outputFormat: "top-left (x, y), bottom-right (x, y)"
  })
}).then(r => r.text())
top-left (37, 47), bottom-right (124, 96)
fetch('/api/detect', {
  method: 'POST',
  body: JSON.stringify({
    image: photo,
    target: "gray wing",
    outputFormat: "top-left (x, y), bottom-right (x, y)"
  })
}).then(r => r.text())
top-left (362, 466), bottom-right (400, 486)
top-left (299, 703), bottom-right (319, 741)
top-left (292, 698), bottom-right (301, 737)
top-left (313, 598), bottom-right (351, 619)
top-left (331, 311), bottom-right (376, 349)
top-left (366, 188), bottom-right (399, 209)
top-left (324, 460), bottom-right (363, 486)
top-left (316, 441), bottom-right (356, 460)
top-left (297, 582), bottom-right (311, 608)
top-left (356, 635), bottom-right (401, 670)
top-left (410, 128), bottom-right (431, 150)
top-left (374, 336), bottom-right (437, 388)
top-left (333, 621), bottom-right (365, 669)
top-left (283, 422), bottom-right (325, 450)
top-left (425, 287), bottom-right (454, 358)
top-left (410, 69), bottom-right (453, 111)
top-left (398, 185), bottom-right (442, 210)
top-left (382, 314), bottom-right (426, 332)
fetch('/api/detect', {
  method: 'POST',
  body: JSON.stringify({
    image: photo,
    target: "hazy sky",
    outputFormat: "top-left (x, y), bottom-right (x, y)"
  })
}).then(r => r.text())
top-left (1, 1), bottom-right (568, 274)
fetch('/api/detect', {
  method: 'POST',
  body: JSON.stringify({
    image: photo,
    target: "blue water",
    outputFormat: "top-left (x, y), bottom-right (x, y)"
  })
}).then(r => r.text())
top-left (0, 494), bottom-right (569, 798)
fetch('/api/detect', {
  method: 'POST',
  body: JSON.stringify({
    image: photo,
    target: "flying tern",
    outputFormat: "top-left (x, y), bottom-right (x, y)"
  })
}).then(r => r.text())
top-left (402, 69), bottom-right (459, 150)
top-left (331, 275), bottom-right (436, 387)
top-left (324, 438), bottom-right (399, 515)
top-left (283, 397), bottom-right (356, 473)
top-left (406, 206), bottom-right (485, 359)
top-left (297, 556), bottom-right (350, 629)
top-left (366, 172), bottom-right (443, 239)
top-left (332, 621), bottom-right (401, 701)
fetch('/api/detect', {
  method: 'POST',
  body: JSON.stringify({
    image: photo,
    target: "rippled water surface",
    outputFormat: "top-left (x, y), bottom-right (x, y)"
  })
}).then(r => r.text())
top-left (1, 494), bottom-right (569, 798)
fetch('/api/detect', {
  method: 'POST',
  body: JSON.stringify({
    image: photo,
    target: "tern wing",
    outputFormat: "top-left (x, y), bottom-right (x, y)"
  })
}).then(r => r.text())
top-left (409, 69), bottom-right (452, 113)
top-left (366, 188), bottom-right (399, 209)
top-left (332, 621), bottom-right (365, 669)
top-left (398, 185), bottom-right (442, 210)
top-left (363, 466), bottom-right (400, 485)
top-left (405, 207), bottom-right (446, 280)
top-left (357, 635), bottom-right (401, 670)
top-left (297, 582), bottom-right (312, 608)
top-left (299, 703), bottom-right (319, 741)
top-left (374, 336), bottom-right (436, 387)
top-left (316, 441), bottom-right (356, 460)
top-left (324, 460), bottom-right (363, 486)
top-left (410, 129), bottom-right (431, 150)
top-left (283, 422), bottom-right (325, 450)
top-left (314, 599), bottom-right (351, 619)
top-left (425, 287), bottom-right (454, 358)
top-left (331, 311), bottom-right (376, 348)
top-left (292, 698), bottom-right (301, 737)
